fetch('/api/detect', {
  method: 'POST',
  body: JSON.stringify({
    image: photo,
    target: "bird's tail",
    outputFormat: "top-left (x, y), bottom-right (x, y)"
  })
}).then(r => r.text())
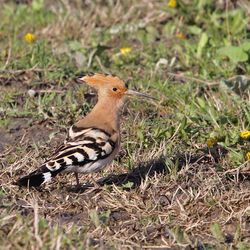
top-left (16, 165), bottom-right (61, 187)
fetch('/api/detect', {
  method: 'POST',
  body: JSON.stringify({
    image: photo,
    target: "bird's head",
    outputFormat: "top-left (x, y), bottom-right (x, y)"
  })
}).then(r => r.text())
top-left (79, 73), bottom-right (153, 101)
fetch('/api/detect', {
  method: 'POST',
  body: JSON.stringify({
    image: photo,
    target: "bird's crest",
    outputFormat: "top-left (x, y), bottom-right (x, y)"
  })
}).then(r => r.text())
top-left (81, 73), bottom-right (125, 86)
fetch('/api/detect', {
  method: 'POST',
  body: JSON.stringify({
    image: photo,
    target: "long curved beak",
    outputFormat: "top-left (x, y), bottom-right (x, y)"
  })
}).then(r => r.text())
top-left (125, 89), bottom-right (155, 100)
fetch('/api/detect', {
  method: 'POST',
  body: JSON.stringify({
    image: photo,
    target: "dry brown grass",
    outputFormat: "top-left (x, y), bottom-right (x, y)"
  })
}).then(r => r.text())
top-left (1, 0), bottom-right (250, 249)
top-left (1, 127), bottom-right (250, 248)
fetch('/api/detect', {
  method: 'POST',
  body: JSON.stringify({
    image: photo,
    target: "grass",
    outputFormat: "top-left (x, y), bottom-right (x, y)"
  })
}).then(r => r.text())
top-left (0, 0), bottom-right (250, 249)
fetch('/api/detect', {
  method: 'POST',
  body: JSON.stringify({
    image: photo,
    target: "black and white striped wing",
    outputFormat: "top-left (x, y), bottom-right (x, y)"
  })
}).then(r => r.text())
top-left (16, 127), bottom-right (117, 187)
top-left (44, 127), bottom-right (116, 173)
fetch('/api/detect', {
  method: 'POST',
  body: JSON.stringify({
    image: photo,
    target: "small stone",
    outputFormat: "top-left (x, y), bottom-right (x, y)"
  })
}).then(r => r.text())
top-left (27, 89), bottom-right (36, 97)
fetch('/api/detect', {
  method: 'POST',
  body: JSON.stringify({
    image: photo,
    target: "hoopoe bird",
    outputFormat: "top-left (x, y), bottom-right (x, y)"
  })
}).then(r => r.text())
top-left (17, 73), bottom-right (153, 187)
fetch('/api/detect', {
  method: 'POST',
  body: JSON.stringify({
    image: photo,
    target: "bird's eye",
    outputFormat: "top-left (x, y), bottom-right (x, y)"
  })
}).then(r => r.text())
top-left (112, 87), bottom-right (117, 92)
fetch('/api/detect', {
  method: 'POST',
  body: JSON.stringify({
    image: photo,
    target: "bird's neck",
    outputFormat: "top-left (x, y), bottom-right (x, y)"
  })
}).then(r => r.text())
top-left (83, 96), bottom-right (124, 132)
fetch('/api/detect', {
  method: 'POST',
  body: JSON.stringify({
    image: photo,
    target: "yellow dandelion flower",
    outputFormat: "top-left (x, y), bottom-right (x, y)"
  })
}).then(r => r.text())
top-left (207, 138), bottom-right (217, 148)
top-left (24, 33), bottom-right (36, 43)
top-left (168, 0), bottom-right (177, 8)
top-left (120, 47), bottom-right (132, 56)
top-left (176, 32), bottom-right (186, 40)
top-left (240, 130), bottom-right (250, 139)
top-left (246, 152), bottom-right (250, 161)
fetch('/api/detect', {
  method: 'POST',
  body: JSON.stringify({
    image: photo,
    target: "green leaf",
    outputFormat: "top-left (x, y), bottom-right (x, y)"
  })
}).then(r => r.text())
top-left (31, 0), bottom-right (44, 11)
top-left (217, 46), bottom-right (248, 63)
top-left (197, 97), bottom-right (206, 109)
top-left (188, 25), bottom-right (202, 35)
top-left (145, 26), bottom-right (158, 43)
top-left (68, 41), bottom-right (82, 51)
top-left (122, 181), bottom-right (134, 189)
top-left (234, 223), bottom-right (241, 242)
top-left (229, 10), bottom-right (246, 35)
top-left (89, 210), bottom-right (100, 227)
top-left (210, 223), bottom-right (224, 242)
top-left (196, 32), bottom-right (208, 58)
top-left (99, 210), bottom-right (111, 224)
top-left (240, 42), bottom-right (250, 52)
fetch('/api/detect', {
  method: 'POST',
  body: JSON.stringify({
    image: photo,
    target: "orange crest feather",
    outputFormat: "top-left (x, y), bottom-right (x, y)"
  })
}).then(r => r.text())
top-left (82, 73), bottom-right (124, 86)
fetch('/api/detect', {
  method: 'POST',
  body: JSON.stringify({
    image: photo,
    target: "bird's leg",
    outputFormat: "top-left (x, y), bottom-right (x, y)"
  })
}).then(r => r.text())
top-left (74, 172), bottom-right (80, 187)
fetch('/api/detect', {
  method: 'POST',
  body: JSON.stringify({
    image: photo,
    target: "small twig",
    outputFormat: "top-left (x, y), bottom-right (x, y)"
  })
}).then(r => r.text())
top-left (32, 198), bottom-right (43, 248)
top-left (167, 123), bottom-right (181, 142)
top-left (87, 48), bottom-right (97, 68)
top-left (26, 89), bottom-right (65, 97)
top-left (226, 75), bottom-right (250, 81)
top-left (223, 162), bottom-right (250, 175)
top-left (0, 147), bottom-right (14, 158)
top-left (167, 72), bottom-right (219, 86)
top-left (225, 0), bottom-right (231, 41)
top-left (38, 89), bottom-right (65, 94)
top-left (0, 67), bottom-right (55, 74)
top-left (3, 38), bottom-right (12, 70)
top-left (95, 56), bottom-right (109, 74)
